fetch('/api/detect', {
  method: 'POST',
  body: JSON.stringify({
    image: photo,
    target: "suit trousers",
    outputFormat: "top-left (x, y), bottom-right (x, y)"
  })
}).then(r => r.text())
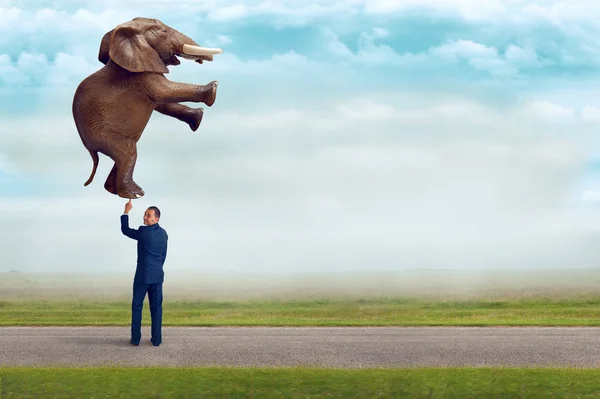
top-left (131, 280), bottom-right (163, 345)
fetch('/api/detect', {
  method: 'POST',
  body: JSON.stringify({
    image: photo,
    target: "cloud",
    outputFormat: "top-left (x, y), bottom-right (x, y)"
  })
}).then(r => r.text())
top-left (362, 0), bottom-right (507, 19)
top-left (323, 28), bottom-right (429, 67)
top-left (504, 44), bottom-right (545, 68)
top-left (0, 54), bottom-right (29, 85)
top-left (4, 1), bottom-right (600, 29)
top-left (201, 1), bottom-right (361, 26)
top-left (3, 1), bottom-right (600, 275)
top-left (1, 82), bottom-right (599, 273)
top-left (581, 189), bottom-right (600, 202)
top-left (361, 0), bottom-right (600, 25)
top-left (323, 30), bottom-right (553, 78)
top-left (581, 106), bottom-right (600, 123)
top-left (431, 39), bottom-right (498, 61)
top-left (29, 0), bottom-right (588, 27)
top-left (428, 39), bottom-right (522, 77)
top-left (0, 50), bottom-right (100, 89)
top-left (210, 34), bottom-right (233, 46)
top-left (0, 1), bottom-right (597, 92)
top-left (0, 92), bottom-right (592, 198)
top-left (524, 100), bottom-right (575, 119)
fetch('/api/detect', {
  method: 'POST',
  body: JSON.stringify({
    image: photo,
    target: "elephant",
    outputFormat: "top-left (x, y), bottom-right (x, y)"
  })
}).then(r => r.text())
top-left (72, 17), bottom-right (222, 199)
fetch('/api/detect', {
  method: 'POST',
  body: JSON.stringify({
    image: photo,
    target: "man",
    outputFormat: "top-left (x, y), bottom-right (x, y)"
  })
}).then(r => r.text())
top-left (120, 199), bottom-right (168, 347)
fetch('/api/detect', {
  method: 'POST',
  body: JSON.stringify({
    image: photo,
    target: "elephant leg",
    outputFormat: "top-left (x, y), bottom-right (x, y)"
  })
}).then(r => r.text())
top-left (104, 136), bottom-right (144, 199)
top-left (145, 76), bottom-right (218, 107)
top-left (155, 103), bottom-right (204, 132)
top-left (104, 163), bottom-right (118, 195)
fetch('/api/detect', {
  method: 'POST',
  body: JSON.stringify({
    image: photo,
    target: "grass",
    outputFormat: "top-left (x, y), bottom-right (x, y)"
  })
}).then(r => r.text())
top-left (3, 366), bottom-right (600, 398)
top-left (4, 272), bottom-right (600, 397)
top-left (3, 296), bottom-right (600, 326)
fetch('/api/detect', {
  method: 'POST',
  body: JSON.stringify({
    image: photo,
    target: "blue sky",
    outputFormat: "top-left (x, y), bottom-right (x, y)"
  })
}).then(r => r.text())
top-left (2, 0), bottom-right (600, 274)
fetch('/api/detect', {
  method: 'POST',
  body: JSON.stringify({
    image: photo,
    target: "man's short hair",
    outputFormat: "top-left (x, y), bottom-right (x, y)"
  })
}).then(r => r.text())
top-left (148, 206), bottom-right (161, 219)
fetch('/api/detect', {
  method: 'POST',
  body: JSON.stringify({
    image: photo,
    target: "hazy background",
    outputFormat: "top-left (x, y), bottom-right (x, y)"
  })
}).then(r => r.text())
top-left (2, 0), bottom-right (600, 282)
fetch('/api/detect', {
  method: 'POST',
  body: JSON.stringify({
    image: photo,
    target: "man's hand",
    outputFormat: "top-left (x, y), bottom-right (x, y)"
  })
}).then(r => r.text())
top-left (124, 199), bottom-right (133, 214)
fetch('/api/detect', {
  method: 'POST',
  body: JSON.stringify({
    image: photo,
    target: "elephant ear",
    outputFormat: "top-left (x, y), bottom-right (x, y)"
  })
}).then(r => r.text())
top-left (108, 25), bottom-right (169, 74)
top-left (98, 30), bottom-right (113, 64)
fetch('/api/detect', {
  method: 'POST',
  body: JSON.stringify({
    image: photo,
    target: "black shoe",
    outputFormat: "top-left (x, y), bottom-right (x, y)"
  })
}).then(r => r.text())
top-left (150, 339), bottom-right (160, 347)
top-left (130, 339), bottom-right (139, 346)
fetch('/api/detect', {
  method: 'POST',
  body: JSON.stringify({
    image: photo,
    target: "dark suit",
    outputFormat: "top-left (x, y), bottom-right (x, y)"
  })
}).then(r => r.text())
top-left (120, 214), bottom-right (168, 346)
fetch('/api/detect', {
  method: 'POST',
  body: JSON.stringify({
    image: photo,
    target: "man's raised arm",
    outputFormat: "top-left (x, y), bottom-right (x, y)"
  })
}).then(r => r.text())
top-left (120, 199), bottom-right (139, 240)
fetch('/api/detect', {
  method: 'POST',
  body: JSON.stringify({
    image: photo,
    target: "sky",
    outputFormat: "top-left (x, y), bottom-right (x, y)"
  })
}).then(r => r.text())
top-left (2, 0), bottom-right (600, 275)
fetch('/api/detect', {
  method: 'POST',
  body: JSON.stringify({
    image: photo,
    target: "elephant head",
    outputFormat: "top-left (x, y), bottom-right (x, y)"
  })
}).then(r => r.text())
top-left (97, 17), bottom-right (221, 73)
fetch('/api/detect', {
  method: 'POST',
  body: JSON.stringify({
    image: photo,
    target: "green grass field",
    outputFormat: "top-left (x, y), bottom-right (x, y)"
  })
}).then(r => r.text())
top-left (3, 367), bottom-right (600, 398)
top-left (3, 269), bottom-right (600, 326)
top-left (4, 270), bottom-right (600, 397)
top-left (4, 296), bottom-right (600, 326)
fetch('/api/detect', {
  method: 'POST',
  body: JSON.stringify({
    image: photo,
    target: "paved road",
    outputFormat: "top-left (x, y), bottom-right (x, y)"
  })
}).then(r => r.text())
top-left (2, 326), bottom-right (600, 368)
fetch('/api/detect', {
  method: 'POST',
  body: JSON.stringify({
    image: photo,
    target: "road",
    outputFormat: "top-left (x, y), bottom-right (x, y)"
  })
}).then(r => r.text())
top-left (2, 326), bottom-right (600, 368)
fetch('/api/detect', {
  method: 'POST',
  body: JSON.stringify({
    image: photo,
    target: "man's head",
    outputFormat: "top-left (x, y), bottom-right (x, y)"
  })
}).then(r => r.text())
top-left (144, 206), bottom-right (161, 226)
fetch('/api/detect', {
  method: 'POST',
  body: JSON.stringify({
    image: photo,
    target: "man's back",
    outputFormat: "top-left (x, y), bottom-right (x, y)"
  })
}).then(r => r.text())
top-left (121, 214), bottom-right (168, 284)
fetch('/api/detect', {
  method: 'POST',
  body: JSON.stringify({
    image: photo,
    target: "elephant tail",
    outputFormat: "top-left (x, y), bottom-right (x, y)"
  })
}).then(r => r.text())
top-left (84, 150), bottom-right (99, 186)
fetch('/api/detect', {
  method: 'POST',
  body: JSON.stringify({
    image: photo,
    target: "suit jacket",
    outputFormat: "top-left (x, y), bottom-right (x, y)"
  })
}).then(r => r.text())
top-left (120, 214), bottom-right (168, 284)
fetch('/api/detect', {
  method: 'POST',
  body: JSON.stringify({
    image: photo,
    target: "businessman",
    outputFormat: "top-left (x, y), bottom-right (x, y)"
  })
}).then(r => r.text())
top-left (120, 199), bottom-right (168, 347)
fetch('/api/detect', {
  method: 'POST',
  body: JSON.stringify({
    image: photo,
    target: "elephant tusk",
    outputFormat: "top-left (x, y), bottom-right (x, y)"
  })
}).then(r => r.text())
top-left (182, 44), bottom-right (223, 56)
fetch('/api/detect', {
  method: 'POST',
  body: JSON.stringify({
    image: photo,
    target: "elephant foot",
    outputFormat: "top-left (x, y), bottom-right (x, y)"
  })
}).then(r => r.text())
top-left (104, 180), bottom-right (118, 195)
top-left (104, 165), bottom-right (118, 195)
top-left (204, 81), bottom-right (218, 107)
top-left (187, 107), bottom-right (204, 132)
top-left (117, 181), bottom-right (145, 199)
